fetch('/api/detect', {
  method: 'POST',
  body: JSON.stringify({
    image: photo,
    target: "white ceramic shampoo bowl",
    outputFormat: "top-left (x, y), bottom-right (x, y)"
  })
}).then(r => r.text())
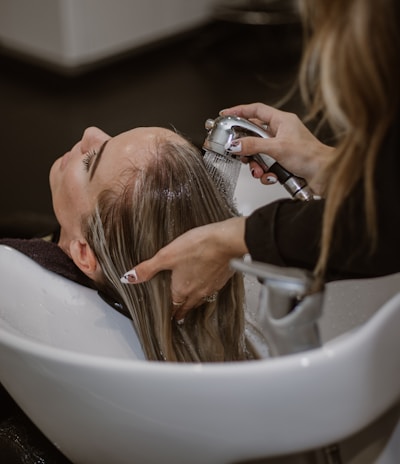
top-left (0, 167), bottom-right (399, 463)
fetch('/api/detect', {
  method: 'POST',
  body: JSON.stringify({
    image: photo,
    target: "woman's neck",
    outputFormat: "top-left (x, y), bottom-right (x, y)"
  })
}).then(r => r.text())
top-left (57, 228), bottom-right (72, 258)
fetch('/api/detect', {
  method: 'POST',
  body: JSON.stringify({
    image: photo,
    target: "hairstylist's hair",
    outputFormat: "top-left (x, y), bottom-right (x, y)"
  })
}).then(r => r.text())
top-left (82, 137), bottom-right (253, 362)
top-left (299, 0), bottom-right (400, 277)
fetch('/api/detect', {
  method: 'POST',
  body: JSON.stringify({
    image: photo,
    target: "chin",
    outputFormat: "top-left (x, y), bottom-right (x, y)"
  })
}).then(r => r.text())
top-left (49, 158), bottom-right (61, 194)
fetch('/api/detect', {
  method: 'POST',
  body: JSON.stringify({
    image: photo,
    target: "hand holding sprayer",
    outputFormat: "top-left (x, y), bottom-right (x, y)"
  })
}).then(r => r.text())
top-left (203, 115), bottom-right (314, 201)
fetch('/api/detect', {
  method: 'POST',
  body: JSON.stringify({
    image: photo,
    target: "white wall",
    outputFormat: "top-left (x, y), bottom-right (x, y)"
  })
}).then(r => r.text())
top-left (0, 0), bottom-right (215, 69)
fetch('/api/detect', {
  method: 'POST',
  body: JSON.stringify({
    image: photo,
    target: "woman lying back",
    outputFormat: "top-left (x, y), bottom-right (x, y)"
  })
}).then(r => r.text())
top-left (49, 126), bottom-right (254, 362)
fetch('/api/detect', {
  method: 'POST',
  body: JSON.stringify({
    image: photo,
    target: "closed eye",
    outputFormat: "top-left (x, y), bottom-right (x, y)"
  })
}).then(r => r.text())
top-left (82, 149), bottom-right (97, 172)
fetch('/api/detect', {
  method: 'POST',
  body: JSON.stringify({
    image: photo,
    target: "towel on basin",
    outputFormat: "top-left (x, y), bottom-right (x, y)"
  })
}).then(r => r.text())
top-left (0, 237), bottom-right (94, 289)
top-left (0, 237), bottom-right (131, 319)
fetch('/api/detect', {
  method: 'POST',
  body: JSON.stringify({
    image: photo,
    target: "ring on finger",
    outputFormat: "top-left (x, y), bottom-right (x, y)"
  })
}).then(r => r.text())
top-left (202, 292), bottom-right (218, 303)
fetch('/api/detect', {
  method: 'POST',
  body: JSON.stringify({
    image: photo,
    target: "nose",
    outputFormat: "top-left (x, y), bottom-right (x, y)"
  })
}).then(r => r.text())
top-left (80, 127), bottom-right (111, 154)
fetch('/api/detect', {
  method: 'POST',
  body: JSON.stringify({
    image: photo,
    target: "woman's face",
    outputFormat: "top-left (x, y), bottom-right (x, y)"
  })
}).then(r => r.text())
top-left (50, 126), bottom-right (184, 249)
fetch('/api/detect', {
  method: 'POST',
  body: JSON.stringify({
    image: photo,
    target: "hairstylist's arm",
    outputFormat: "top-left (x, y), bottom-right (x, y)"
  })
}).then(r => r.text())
top-left (221, 103), bottom-right (335, 195)
top-left (121, 217), bottom-right (248, 319)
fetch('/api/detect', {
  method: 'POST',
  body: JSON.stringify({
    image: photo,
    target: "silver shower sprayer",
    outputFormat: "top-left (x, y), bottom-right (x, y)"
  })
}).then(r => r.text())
top-left (203, 115), bottom-right (314, 201)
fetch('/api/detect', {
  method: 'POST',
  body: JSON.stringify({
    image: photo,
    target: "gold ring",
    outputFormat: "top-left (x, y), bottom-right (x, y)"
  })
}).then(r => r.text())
top-left (203, 292), bottom-right (218, 303)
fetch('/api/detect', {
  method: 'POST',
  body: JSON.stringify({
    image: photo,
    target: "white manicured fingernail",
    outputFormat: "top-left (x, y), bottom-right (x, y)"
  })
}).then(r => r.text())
top-left (224, 140), bottom-right (242, 153)
top-left (120, 269), bottom-right (138, 283)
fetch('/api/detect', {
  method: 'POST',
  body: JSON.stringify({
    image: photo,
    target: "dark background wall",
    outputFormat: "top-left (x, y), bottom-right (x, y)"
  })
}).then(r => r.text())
top-left (0, 21), bottom-right (303, 236)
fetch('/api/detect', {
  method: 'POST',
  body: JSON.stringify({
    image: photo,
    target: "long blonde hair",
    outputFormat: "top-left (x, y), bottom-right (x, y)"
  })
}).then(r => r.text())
top-left (299, 0), bottom-right (400, 277)
top-left (83, 137), bottom-right (254, 362)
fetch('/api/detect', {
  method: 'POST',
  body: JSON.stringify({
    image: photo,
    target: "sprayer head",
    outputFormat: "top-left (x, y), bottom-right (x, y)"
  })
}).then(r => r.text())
top-left (203, 117), bottom-right (234, 156)
top-left (203, 115), bottom-right (269, 156)
top-left (202, 115), bottom-right (270, 202)
top-left (202, 116), bottom-right (253, 202)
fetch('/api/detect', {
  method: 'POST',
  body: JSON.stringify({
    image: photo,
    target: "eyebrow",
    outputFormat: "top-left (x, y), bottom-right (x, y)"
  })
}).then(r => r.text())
top-left (89, 140), bottom-right (109, 181)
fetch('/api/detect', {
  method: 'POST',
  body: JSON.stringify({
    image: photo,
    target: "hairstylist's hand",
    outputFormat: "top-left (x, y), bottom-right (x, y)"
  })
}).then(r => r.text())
top-left (221, 103), bottom-right (335, 195)
top-left (121, 217), bottom-right (248, 320)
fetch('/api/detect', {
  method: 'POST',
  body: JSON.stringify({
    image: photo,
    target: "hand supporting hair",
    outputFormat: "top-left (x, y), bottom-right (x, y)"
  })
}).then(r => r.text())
top-left (122, 216), bottom-right (248, 320)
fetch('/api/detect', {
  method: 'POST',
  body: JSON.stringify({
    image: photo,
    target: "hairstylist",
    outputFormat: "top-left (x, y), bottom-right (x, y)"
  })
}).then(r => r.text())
top-left (122, 0), bottom-right (400, 319)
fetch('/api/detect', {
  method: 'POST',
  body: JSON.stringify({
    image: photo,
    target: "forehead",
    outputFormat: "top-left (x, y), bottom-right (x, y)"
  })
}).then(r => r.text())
top-left (106, 127), bottom-right (182, 164)
top-left (90, 127), bottom-right (184, 190)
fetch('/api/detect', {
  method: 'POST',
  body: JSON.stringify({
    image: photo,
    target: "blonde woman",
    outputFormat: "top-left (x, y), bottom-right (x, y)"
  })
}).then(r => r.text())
top-left (125, 0), bottom-right (400, 319)
top-left (3, 125), bottom-right (256, 362)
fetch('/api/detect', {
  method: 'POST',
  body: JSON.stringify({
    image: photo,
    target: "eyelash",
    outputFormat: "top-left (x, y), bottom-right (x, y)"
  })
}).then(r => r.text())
top-left (82, 149), bottom-right (97, 171)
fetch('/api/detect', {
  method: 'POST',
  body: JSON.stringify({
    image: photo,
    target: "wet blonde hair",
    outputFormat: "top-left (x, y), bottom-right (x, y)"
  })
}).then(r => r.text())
top-left (83, 136), bottom-right (254, 362)
top-left (299, 0), bottom-right (400, 277)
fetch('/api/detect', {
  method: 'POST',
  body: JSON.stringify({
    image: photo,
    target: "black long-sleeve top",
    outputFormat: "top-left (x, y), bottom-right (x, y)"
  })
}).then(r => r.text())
top-left (245, 112), bottom-right (400, 282)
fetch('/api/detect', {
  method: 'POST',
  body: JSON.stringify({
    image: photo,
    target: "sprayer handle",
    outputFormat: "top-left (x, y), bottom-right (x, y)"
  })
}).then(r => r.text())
top-left (227, 116), bottom-right (314, 201)
top-left (252, 154), bottom-right (313, 201)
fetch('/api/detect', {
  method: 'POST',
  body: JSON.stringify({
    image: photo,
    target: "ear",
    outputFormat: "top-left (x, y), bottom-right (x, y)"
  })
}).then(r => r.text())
top-left (69, 239), bottom-right (100, 280)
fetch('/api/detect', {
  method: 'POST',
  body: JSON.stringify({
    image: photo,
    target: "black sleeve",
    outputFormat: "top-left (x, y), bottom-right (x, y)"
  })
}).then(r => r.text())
top-left (244, 112), bottom-right (400, 282)
top-left (245, 198), bottom-right (323, 272)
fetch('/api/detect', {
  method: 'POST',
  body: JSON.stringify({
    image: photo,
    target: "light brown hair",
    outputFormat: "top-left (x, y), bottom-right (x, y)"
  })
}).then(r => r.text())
top-left (83, 137), bottom-right (255, 362)
top-left (299, 0), bottom-right (400, 277)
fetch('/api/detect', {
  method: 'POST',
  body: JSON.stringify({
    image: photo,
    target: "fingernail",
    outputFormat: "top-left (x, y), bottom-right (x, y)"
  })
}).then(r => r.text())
top-left (266, 176), bottom-right (277, 184)
top-left (120, 269), bottom-right (138, 284)
top-left (251, 168), bottom-right (256, 178)
top-left (224, 140), bottom-right (242, 153)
